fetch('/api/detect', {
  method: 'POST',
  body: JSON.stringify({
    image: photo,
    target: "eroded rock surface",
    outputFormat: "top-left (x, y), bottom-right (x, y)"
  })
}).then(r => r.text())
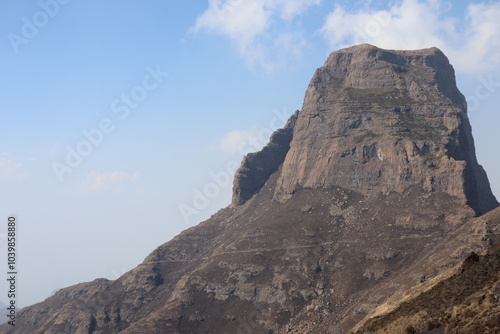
top-left (273, 44), bottom-right (496, 215)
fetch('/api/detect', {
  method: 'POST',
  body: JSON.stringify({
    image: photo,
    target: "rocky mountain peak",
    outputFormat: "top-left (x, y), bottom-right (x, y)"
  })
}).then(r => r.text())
top-left (233, 44), bottom-right (498, 215)
top-left (320, 44), bottom-right (464, 105)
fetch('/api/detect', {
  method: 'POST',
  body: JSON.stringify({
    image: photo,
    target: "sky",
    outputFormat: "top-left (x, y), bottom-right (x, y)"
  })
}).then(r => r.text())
top-left (0, 0), bottom-right (499, 308)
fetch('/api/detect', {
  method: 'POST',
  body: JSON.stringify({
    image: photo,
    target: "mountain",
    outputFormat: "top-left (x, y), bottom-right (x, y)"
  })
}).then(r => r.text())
top-left (3, 44), bottom-right (498, 334)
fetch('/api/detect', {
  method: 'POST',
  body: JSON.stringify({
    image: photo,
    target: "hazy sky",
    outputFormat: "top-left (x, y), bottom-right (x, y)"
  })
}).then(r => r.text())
top-left (0, 0), bottom-right (499, 308)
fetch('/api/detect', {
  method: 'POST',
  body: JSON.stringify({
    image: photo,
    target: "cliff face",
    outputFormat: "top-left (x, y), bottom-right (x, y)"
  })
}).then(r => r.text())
top-left (272, 44), bottom-right (494, 214)
top-left (232, 110), bottom-right (298, 206)
top-left (4, 45), bottom-right (499, 334)
top-left (232, 45), bottom-right (497, 215)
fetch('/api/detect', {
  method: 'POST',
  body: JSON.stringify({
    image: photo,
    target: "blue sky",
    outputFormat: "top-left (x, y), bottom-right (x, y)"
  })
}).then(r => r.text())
top-left (0, 0), bottom-right (499, 308)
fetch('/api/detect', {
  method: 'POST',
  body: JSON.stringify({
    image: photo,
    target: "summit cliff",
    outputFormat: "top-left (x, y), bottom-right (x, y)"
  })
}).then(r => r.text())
top-left (3, 44), bottom-right (498, 334)
top-left (234, 44), bottom-right (497, 215)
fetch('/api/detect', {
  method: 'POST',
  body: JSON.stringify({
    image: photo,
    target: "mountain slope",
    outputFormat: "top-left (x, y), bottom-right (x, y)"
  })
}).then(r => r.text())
top-left (353, 235), bottom-right (500, 334)
top-left (3, 44), bottom-right (498, 334)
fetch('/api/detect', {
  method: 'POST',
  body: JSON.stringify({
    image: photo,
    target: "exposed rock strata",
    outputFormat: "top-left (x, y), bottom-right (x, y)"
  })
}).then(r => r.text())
top-left (272, 44), bottom-right (496, 215)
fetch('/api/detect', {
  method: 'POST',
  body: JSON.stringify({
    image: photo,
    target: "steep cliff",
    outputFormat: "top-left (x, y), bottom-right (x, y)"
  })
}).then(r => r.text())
top-left (3, 44), bottom-right (498, 334)
top-left (272, 44), bottom-right (496, 215)
top-left (232, 110), bottom-right (298, 206)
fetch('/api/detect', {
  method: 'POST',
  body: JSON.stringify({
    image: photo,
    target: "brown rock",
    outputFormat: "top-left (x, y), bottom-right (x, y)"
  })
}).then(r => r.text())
top-left (273, 44), bottom-right (496, 215)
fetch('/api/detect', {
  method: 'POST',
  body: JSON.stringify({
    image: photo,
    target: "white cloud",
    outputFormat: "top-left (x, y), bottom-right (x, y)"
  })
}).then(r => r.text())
top-left (218, 120), bottom-right (286, 155)
top-left (271, 0), bottom-right (322, 20)
top-left (191, 0), bottom-right (321, 72)
top-left (320, 0), bottom-right (500, 73)
top-left (218, 128), bottom-right (261, 154)
top-left (459, 2), bottom-right (500, 72)
top-left (0, 154), bottom-right (27, 180)
top-left (80, 171), bottom-right (140, 194)
top-left (191, 0), bottom-right (270, 47)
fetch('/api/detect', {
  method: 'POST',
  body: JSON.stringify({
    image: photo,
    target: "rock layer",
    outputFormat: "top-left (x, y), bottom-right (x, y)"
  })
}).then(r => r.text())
top-left (272, 44), bottom-right (496, 215)
top-left (3, 44), bottom-right (499, 334)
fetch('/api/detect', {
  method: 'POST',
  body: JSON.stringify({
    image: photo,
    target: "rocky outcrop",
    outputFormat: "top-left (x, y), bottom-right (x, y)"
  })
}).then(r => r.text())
top-left (272, 44), bottom-right (497, 215)
top-left (232, 110), bottom-right (298, 206)
top-left (3, 44), bottom-right (498, 334)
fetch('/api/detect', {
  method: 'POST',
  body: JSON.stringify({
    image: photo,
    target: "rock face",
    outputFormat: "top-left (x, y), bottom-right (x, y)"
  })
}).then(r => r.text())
top-left (4, 44), bottom-right (499, 334)
top-left (232, 110), bottom-right (298, 206)
top-left (272, 44), bottom-right (496, 215)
